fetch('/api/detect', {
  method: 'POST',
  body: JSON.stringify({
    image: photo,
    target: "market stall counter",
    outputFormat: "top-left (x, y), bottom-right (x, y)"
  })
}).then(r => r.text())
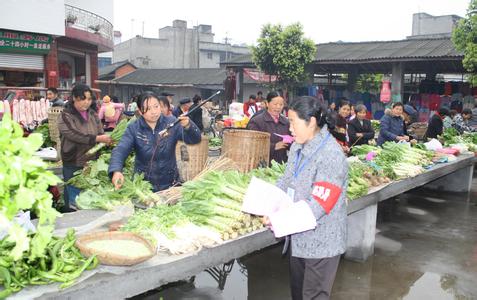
top-left (14, 154), bottom-right (476, 299)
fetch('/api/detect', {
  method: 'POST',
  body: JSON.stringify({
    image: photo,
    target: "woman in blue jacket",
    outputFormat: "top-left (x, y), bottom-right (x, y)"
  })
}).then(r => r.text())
top-left (108, 92), bottom-right (201, 191)
top-left (377, 102), bottom-right (409, 146)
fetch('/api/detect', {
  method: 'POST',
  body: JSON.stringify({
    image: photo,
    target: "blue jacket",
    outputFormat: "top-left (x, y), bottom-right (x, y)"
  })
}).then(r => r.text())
top-left (108, 115), bottom-right (201, 191)
top-left (377, 113), bottom-right (406, 146)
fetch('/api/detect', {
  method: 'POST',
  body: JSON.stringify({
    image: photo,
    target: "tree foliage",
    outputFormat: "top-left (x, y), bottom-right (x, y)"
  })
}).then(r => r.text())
top-left (452, 0), bottom-right (477, 73)
top-left (356, 74), bottom-right (384, 93)
top-left (251, 23), bottom-right (316, 89)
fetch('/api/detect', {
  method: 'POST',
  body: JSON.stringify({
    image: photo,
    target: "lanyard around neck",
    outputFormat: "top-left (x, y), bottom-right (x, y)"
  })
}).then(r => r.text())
top-left (293, 132), bottom-right (331, 179)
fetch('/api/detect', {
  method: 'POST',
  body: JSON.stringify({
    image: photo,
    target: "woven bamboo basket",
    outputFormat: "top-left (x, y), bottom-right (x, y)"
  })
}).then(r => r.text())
top-left (222, 129), bottom-right (270, 172)
top-left (75, 231), bottom-right (156, 266)
top-left (175, 136), bottom-right (209, 181)
top-left (47, 107), bottom-right (63, 159)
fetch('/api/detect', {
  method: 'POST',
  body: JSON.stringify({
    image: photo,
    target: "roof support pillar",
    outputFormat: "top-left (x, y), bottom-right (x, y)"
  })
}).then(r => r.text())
top-left (391, 62), bottom-right (404, 102)
top-left (347, 68), bottom-right (358, 94)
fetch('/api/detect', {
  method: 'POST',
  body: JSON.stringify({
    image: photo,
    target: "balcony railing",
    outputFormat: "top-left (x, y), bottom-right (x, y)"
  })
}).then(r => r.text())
top-left (65, 4), bottom-right (113, 41)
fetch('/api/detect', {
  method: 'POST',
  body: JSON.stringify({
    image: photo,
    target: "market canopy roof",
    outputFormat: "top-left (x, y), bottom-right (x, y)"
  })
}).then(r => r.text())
top-left (100, 68), bottom-right (263, 87)
top-left (221, 37), bottom-right (465, 74)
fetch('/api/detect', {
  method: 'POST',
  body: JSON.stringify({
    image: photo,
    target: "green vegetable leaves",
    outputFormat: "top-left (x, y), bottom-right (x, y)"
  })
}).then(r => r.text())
top-left (0, 114), bottom-right (61, 261)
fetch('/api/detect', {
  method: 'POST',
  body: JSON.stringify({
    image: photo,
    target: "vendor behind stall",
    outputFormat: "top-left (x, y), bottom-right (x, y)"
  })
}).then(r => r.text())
top-left (109, 92), bottom-right (201, 192)
top-left (58, 84), bottom-right (113, 210)
top-left (424, 107), bottom-right (450, 140)
top-left (247, 91), bottom-right (291, 164)
top-left (377, 102), bottom-right (409, 146)
top-left (347, 104), bottom-right (375, 146)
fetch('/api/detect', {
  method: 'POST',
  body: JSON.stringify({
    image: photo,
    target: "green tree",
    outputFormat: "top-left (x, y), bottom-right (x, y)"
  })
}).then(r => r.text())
top-left (452, 0), bottom-right (477, 73)
top-left (251, 23), bottom-right (316, 93)
top-left (356, 74), bottom-right (384, 93)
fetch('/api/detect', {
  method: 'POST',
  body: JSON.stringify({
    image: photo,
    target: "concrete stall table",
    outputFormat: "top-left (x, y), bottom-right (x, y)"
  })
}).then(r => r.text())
top-left (16, 154), bottom-right (476, 299)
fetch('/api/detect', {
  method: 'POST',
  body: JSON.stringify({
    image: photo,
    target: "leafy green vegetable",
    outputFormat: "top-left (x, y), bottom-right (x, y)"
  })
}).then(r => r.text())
top-left (87, 117), bottom-right (134, 155)
top-left (69, 153), bottom-right (161, 210)
top-left (208, 137), bottom-right (222, 147)
top-left (0, 229), bottom-right (98, 296)
top-left (0, 114), bottom-right (61, 261)
top-left (33, 123), bottom-right (55, 147)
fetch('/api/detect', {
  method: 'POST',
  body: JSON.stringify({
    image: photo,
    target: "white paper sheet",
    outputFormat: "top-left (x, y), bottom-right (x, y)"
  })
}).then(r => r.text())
top-left (241, 177), bottom-right (293, 216)
top-left (268, 200), bottom-right (317, 238)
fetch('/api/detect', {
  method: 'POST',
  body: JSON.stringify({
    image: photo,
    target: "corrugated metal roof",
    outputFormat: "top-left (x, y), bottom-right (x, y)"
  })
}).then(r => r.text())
top-left (114, 68), bottom-right (226, 85)
top-left (221, 38), bottom-right (462, 66)
top-left (315, 38), bottom-right (461, 62)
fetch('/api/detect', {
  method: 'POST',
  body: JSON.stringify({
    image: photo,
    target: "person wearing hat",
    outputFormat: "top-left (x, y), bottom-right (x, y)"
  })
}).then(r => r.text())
top-left (173, 98), bottom-right (192, 118)
top-left (402, 104), bottom-right (418, 125)
top-left (160, 92), bottom-right (175, 116)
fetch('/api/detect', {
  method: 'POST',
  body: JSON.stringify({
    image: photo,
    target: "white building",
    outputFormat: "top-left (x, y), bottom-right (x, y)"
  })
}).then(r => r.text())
top-left (113, 20), bottom-right (250, 69)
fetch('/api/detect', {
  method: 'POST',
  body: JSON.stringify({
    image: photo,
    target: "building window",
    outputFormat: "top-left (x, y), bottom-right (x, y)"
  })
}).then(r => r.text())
top-left (207, 52), bottom-right (213, 60)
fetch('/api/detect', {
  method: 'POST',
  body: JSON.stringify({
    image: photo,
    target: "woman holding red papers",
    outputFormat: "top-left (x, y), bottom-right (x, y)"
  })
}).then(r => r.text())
top-left (264, 96), bottom-right (348, 300)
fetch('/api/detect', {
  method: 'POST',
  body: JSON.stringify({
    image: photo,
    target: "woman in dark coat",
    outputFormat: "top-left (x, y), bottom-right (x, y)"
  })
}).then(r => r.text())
top-left (247, 91), bottom-right (291, 164)
top-left (347, 104), bottom-right (375, 146)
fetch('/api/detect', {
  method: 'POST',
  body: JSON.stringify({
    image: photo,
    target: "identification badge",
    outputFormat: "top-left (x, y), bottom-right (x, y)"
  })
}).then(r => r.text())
top-left (287, 187), bottom-right (295, 200)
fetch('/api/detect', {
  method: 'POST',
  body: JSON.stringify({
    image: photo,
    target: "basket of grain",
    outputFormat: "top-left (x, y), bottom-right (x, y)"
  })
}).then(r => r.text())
top-left (76, 231), bottom-right (156, 266)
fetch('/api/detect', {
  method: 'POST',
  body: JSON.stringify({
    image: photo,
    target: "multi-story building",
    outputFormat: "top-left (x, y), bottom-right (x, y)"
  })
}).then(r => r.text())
top-left (113, 20), bottom-right (249, 69)
top-left (0, 0), bottom-right (113, 91)
top-left (408, 12), bottom-right (462, 39)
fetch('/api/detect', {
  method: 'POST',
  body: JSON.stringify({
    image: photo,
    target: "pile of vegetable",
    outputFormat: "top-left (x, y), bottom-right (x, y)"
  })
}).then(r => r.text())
top-left (0, 115), bottom-right (60, 261)
top-left (347, 160), bottom-right (391, 201)
top-left (122, 162), bottom-right (286, 254)
top-left (33, 123), bottom-right (55, 148)
top-left (352, 142), bottom-right (433, 180)
top-left (371, 120), bottom-right (380, 132)
top-left (0, 230), bottom-right (98, 297)
top-left (0, 116), bottom-right (97, 296)
top-left (439, 128), bottom-right (477, 152)
top-left (208, 137), bottom-right (222, 148)
top-left (69, 153), bottom-right (162, 210)
top-left (86, 117), bottom-right (134, 155)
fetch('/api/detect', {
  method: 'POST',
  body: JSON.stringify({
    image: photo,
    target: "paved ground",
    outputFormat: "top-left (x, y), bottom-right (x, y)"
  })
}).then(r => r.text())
top-left (134, 173), bottom-right (477, 300)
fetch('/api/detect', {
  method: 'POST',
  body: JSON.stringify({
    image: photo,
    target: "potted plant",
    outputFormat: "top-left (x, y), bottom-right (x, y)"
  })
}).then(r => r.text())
top-left (88, 24), bottom-right (101, 33)
top-left (66, 14), bottom-right (77, 25)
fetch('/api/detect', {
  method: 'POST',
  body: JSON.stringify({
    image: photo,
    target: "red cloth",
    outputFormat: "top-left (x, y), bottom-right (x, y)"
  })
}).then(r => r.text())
top-left (444, 82), bottom-right (452, 96)
top-left (429, 94), bottom-right (441, 111)
top-left (243, 101), bottom-right (258, 117)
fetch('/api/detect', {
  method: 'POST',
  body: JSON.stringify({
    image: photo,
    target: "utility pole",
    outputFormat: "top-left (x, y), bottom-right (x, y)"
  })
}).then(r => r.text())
top-left (142, 21), bottom-right (145, 37)
top-left (223, 33), bottom-right (231, 62)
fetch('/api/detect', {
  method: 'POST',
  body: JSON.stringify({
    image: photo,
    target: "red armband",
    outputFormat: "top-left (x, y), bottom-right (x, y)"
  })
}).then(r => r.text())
top-left (311, 182), bottom-right (342, 214)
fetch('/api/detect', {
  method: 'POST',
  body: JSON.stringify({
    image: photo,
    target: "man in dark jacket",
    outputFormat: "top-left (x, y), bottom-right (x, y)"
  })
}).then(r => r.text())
top-left (46, 87), bottom-right (64, 107)
top-left (425, 107), bottom-right (449, 140)
top-left (188, 94), bottom-right (204, 131)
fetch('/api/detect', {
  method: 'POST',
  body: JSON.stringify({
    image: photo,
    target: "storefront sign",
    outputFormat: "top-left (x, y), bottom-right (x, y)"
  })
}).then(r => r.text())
top-left (0, 30), bottom-right (52, 54)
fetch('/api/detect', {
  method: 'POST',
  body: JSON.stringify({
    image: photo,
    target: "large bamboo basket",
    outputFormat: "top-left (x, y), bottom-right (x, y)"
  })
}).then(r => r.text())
top-left (222, 129), bottom-right (270, 172)
top-left (48, 107), bottom-right (63, 160)
top-left (175, 136), bottom-right (209, 181)
top-left (76, 231), bottom-right (156, 266)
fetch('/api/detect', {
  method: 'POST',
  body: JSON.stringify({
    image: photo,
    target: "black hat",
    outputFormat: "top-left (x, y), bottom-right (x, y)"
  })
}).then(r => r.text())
top-left (179, 98), bottom-right (192, 105)
top-left (160, 92), bottom-right (174, 96)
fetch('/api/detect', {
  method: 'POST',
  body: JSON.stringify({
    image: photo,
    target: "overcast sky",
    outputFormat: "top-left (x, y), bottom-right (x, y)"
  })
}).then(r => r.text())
top-left (114, 0), bottom-right (469, 45)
